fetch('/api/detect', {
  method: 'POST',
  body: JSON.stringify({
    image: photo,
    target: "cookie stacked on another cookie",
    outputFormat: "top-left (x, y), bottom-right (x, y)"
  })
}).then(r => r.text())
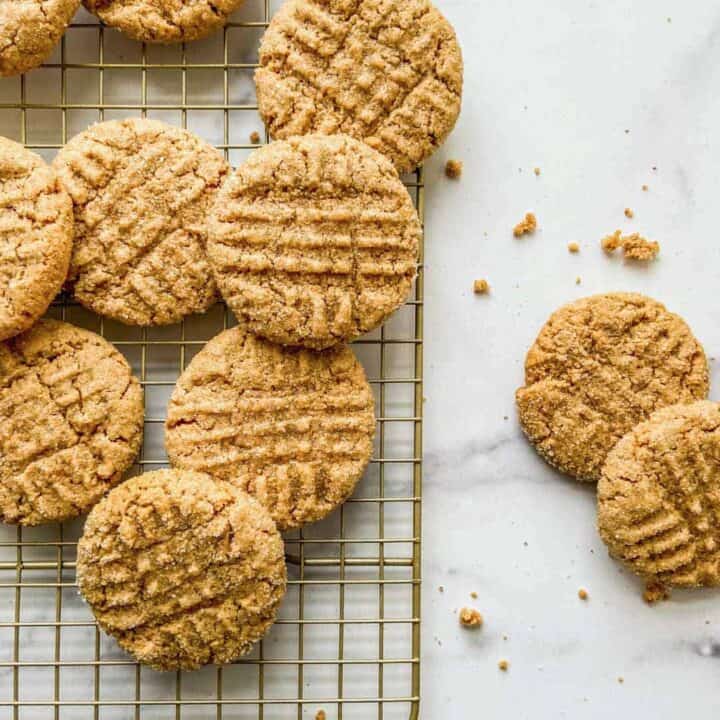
top-left (207, 134), bottom-right (421, 350)
top-left (53, 118), bottom-right (228, 326)
top-left (77, 469), bottom-right (287, 670)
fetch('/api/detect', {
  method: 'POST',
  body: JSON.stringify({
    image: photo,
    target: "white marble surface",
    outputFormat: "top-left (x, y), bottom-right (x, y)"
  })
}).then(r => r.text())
top-left (421, 0), bottom-right (720, 717)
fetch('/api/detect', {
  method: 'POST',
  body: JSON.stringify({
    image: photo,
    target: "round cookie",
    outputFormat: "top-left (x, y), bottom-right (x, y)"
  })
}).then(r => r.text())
top-left (0, 137), bottom-right (73, 341)
top-left (255, 0), bottom-right (463, 175)
top-left (208, 134), bottom-right (421, 350)
top-left (598, 401), bottom-right (720, 588)
top-left (77, 469), bottom-right (287, 671)
top-left (516, 293), bottom-right (708, 483)
top-left (0, 319), bottom-right (143, 526)
top-left (0, 0), bottom-right (80, 77)
top-left (82, 0), bottom-right (246, 43)
top-left (53, 118), bottom-right (228, 326)
top-left (165, 325), bottom-right (376, 530)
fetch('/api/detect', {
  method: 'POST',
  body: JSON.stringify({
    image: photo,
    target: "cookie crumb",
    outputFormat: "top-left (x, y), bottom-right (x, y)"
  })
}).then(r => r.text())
top-left (459, 607), bottom-right (483, 628)
top-left (249, 131), bottom-right (261, 144)
top-left (438, 585), bottom-right (444, 593)
top-left (617, 677), bottom-right (625, 684)
top-left (578, 588), bottom-right (589, 601)
top-left (642, 184), bottom-right (649, 191)
top-left (316, 711), bottom-right (326, 720)
top-left (601, 230), bottom-right (659, 260)
top-left (513, 212), bottom-right (537, 237)
top-left (445, 159), bottom-right (463, 179)
top-left (624, 207), bottom-right (634, 218)
top-left (575, 276), bottom-right (582, 285)
top-left (643, 581), bottom-right (670, 605)
top-left (567, 242), bottom-right (580, 253)
top-left (533, 167), bottom-right (541, 176)
top-left (473, 279), bottom-right (490, 295)
top-left (470, 591), bottom-right (478, 599)
top-left (498, 659), bottom-right (509, 672)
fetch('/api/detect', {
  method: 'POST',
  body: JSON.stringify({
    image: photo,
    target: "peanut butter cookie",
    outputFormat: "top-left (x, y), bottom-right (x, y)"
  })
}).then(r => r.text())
top-left (208, 134), bottom-right (420, 350)
top-left (516, 293), bottom-right (708, 482)
top-left (598, 401), bottom-right (720, 587)
top-left (82, 0), bottom-right (245, 43)
top-left (77, 469), bottom-right (286, 670)
top-left (0, 320), bottom-right (143, 526)
top-left (165, 325), bottom-right (375, 530)
top-left (53, 118), bottom-right (228, 326)
top-left (255, 0), bottom-right (463, 175)
top-left (0, 0), bottom-right (80, 77)
top-left (0, 137), bottom-right (73, 341)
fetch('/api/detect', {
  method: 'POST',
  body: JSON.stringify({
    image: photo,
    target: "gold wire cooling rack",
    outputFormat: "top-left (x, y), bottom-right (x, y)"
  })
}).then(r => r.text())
top-left (0, 1), bottom-right (423, 718)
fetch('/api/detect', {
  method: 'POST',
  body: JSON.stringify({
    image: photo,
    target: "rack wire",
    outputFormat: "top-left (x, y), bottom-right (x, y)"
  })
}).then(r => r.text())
top-left (0, 1), bottom-right (423, 718)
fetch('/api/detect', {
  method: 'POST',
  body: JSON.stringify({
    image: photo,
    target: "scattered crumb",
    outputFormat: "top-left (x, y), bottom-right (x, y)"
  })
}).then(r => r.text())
top-left (502, 634), bottom-right (508, 641)
top-left (316, 711), bottom-right (326, 720)
top-left (533, 167), bottom-right (541, 176)
top-left (578, 588), bottom-right (589, 601)
top-left (617, 677), bottom-right (625, 684)
top-left (575, 276), bottom-right (582, 285)
top-left (249, 131), bottom-right (261, 144)
top-left (601, 230), bottom-right (660, 260)
top-left (513, 212), bottom-right (537, 237)
top-left (498, 660), bottom-right (509, 672)
top-left (567, 242), bottom-right (580, 253)
top-left (624, 207), bottom-right (634, 219)
top-left (445, 159), bottom-right (463, 179)
top-left (643, 581), bottom-right (670, 605)
top-left (459, 607), bottom-right (483, 628)
top-left (470, 591), bottom-right (478, 599)
top-left (473, 279), bottom-right (490, 295)
top-left (642, 184), bottom-right (649, 191)
top-left (438, 585), bottom-right (444, 593)
top-left (624, 129), bottom-right (630, 135)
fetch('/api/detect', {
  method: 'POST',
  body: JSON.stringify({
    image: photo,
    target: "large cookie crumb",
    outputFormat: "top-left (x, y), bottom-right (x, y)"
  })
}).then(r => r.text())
top-left (513, 212), bottom-right (537, 237)
top-left (601, 230), bottom-right (659, 260)
top-left (459, 607), bottom-right (483, 628)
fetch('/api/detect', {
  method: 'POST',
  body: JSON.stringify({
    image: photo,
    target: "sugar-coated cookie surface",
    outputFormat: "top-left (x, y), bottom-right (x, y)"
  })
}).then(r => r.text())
top-left (77, 469), bottom-right (287, 671)
top-left (53, 118), bottom-right (228, 326)
top-left (0, 137), bottom-right (73, 341)
top-left (255, 0), bottom-right (463, 174)
top-left (599, 401), bottom-right (720, 587)
top-left (0, 320), bottom-right (143, 526)
top-left (165, 325), bottom-right (376, 530)
top-left (82, 0), bottom-right (246, 43)
top-left (208, 134), bottom-right (420, 350)
top-left (516, 293), bottom-right (708, 482)
top-left (0, 0), bottom-right (80, 76)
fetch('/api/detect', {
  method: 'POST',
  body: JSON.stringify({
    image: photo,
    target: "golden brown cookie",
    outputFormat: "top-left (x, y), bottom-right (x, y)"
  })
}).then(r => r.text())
top-left (0, 137), bottom-right (73, 341)
top-left (255, 0), bottom-right (463, 175)
top-left (598, 401), bottom-right (720, 587)
top-left (77, 469), bottom-right (286, 671)
top-left (165, 325), bottom-right (375, 530)
top-left (208, 134), bottom-right (420, 350)
top-left (0, 0), bottom-right (80, 77)
top-left (82, 0), bottom-right (245, 43)
top-left (53, 118), bottom-right (228, 326)
top-left (0, 320), bottom-right (143, 526)
top-left (516, 293), bottom-right (708, 482)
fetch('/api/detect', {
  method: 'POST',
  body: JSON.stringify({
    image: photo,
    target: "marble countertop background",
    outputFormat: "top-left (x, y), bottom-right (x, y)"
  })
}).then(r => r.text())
top-left (422, 0), bottom-right (720, 717)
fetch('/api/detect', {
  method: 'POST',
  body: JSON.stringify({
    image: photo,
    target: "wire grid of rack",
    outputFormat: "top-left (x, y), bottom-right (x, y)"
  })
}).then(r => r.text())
top-left (0, 1), bottom-right (423, 718)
